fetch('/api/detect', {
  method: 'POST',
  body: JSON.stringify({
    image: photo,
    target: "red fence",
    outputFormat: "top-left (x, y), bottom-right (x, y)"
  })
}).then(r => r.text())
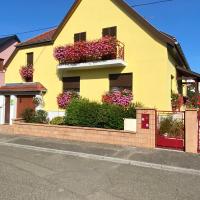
top-left (156, 111), bottom-right (185, 151)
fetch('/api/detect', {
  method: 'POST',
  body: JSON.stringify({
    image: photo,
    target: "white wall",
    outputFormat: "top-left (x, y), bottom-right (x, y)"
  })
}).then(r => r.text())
top-left (10, 95), bottom-right (17, 124)
top-left (0, 95), bottom-right (5, 124)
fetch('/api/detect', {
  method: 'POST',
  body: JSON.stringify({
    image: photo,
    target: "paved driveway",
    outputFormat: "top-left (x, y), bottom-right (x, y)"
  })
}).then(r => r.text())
top-left (0, 134), bottom-right (200, 200)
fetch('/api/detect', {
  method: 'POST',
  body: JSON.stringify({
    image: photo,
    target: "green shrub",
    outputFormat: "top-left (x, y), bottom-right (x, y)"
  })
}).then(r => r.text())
top-left (159, 116), bottom-right (184, 138)
top-left (65, 98), bottom-right (100, 127)
top-left (97, 104), bottom-right (125, 130)
top-left (21, 108), bottom-right (35, 123)
top-left (32, 110), bottom-right (49, 124)
top-left (50, 116), bottom-right (64, 125)
top-left (64, 98), bottom-right (141, 130)
top-left (124, 102), bottom-right (143, 119)
top-left (22, 109), bottom-right (48, 124)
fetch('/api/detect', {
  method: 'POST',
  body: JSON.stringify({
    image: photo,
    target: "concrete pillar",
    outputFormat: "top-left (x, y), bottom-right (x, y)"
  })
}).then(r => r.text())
top-left (136, 108), bottom-right (157, 148)
top-left (185, 109), bottom-right (198, 154)
top-left (0, 95), bottom-right (5, 124)
top-left (10, 95), bottom-right (17, 125)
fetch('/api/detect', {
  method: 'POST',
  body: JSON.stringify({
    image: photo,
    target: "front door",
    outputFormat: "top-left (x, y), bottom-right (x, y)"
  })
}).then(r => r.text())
top-left (5, 96), bottom-right (10, 124)
top-left (17, 95), bottom-right (35, 118)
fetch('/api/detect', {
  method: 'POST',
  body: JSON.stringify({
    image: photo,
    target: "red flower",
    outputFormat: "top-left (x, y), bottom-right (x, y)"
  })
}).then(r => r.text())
top-left (54, 36), bottom-right (119, 64)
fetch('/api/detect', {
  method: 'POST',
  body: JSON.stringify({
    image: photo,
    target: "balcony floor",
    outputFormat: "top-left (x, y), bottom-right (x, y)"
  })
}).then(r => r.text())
top-left (57, 59), bottom-right (127, 71)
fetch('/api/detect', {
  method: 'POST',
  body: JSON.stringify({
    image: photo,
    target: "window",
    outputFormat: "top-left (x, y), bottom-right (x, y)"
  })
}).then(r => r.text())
top-left (102, 26), bottom-right (117, 37)
top-left (171, 75), bottom-right (174, 94)
top-left (109, 73), bottom-right (132, 91)
top-left (27, 52), bottom-right (33, 66)
top-left (63, 77), bottom-right (80, 93)
top-left (74, 32), bottom-right (86, 42)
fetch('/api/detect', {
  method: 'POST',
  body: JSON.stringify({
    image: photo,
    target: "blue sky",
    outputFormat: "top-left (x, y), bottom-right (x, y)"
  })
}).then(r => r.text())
top-left (0, 0), bottom-right (199, 72)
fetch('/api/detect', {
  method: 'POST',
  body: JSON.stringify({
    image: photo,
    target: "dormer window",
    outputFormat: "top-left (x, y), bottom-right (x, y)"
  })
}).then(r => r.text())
top-left (102, 26), bottom-right (117, 37)
top-left (74, 32), bottom-right (86, 42)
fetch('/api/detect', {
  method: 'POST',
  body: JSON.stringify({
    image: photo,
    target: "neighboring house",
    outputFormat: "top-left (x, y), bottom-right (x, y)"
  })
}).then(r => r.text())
top-left (0, 35), bottom-right (20, 85)
top-left (1, 0), bottom-right (200, 124)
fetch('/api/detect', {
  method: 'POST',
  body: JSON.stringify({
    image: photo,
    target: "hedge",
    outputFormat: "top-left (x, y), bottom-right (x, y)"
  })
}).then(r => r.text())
top-left (64, 98), bottom-right (138, 130)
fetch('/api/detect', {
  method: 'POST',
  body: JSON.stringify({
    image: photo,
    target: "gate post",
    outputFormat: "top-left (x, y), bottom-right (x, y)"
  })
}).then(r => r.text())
top-left (136, 108), bottom-right (156, 148)
top-left (185, 109), bottom-right (198, 154)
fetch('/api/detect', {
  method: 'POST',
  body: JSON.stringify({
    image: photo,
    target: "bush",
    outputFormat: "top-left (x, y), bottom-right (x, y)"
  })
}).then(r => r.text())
top-left (64, 98), bottom-right (140, 130)
top-left (159, 116), bottom-right (184, 138)
top-left (32, 110), bottom-right (49, 124)
top-left (21, 109), bottom-right (49, 124)
top-left (97, 104), bottom-right (125, 130)
top-left (64, 98), bottom-right (100, 127)
top-left (50, 116), bottom-right (64, 125)
top-left (21, 108), bottom-right (35, 123)
top-left (124, 102), bottom-right (143, 119)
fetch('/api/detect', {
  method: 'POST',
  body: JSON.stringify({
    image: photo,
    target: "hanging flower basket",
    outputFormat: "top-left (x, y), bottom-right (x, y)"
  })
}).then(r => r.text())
top-left (19, 65), bottom-right (34, 82)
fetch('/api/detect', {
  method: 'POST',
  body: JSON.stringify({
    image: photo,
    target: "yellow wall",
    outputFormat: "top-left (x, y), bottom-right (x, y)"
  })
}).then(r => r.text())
top-left (5, 0), bottom-right (179, 111)
top-left (168, 53), bottom-right (178, 94)
top-left (5, 45), bottom-right (62, 111)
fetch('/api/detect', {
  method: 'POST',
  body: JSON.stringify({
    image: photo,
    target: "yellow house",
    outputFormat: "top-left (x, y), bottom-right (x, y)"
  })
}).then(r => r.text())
top-left (1, 0), bottom-right (200, 124)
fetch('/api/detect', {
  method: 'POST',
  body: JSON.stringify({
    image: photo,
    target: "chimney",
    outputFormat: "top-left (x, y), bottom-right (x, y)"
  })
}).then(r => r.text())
top-left (0, 58), bottom-right (4, 72)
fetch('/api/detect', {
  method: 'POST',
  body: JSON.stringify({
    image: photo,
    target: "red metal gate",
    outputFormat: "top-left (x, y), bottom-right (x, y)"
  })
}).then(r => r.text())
top-left (156, 111), bottom-right (185, 151)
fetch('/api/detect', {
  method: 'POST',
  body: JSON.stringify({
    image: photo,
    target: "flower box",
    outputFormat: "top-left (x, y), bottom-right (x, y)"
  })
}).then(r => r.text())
top-left (54, 36), bottom-right (124, 65)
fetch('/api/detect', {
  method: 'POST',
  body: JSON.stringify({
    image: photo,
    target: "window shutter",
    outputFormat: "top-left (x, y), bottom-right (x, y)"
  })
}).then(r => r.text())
top-left (80, 32), bottom-right (86, 41)
top-left (74, 32), bottom-right (86, 42)
top-left (109, 73), bottom-right (132, 91)
top-left (0, 58), bottom-right (4, 71)
top-left (110, 27), bottom-right (117, 37)
top-left (102, 26), bottom-right (117, 37)
top-left (63, 77), bottom-right (80, 91)
top-left (74, 33), bottom-right (79, 42)
top-left (27, 52), bottom-right (33, 65)
top-left (102, 28), bottom-right (109, 37)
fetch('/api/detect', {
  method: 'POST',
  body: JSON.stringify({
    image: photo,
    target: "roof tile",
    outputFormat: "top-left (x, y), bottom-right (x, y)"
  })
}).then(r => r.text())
top-left (17, 29), bottom-right (57, 47)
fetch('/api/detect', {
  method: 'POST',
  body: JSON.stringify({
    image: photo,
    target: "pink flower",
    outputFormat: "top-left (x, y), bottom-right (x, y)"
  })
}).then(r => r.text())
top-left (57, 91), bottom-right (79, 109)
top-left (19, 65), bottom-right (34, 80)
top-left (102, 89), bottom-right (133, 107)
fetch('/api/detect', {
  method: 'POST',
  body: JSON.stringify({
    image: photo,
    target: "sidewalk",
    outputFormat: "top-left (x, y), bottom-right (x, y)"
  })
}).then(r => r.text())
top-left (0, 133), bottom-right (200, 171)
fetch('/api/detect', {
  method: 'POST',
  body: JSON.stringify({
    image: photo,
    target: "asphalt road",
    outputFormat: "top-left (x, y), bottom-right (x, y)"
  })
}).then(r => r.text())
top-left (0, 138), bottom-right (200, 200)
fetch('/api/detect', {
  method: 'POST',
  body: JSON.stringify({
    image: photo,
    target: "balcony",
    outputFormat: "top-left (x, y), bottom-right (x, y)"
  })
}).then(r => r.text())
top-left (54, 37), bottom-right (126, 71)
